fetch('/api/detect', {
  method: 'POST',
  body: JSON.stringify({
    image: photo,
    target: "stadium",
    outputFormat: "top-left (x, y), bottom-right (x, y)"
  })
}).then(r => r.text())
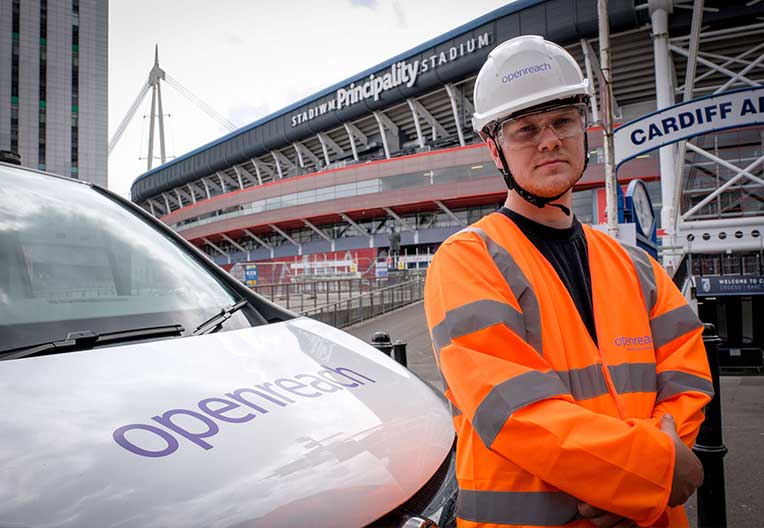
top-left (130, 0), bottom-right (764, 351)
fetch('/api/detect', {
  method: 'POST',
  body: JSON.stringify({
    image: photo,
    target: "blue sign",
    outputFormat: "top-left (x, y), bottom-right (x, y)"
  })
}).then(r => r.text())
top-left (614, 86), bottom-right (764, 169)
top-left (624, 179), bottom-right (657, 259)
top-left (244, 265), bottom-right (258, 286)
top-left (695, 275), bottom-right (764, 297)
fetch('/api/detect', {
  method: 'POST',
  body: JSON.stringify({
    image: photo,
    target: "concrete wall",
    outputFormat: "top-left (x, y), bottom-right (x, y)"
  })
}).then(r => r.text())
top-left (46, 0), bottom-right (73, 177)
top-left (17, 0), bottom-right (40, 167)
top-left (77, 0), bottom-right (108, 186)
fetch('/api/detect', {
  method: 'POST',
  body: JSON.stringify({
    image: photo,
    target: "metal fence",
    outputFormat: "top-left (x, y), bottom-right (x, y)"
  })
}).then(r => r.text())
top-left (252, 273), bottom-right (419, 313)
top-left (300, 274), bottom-right (425, 328)
top-left (254, 278), bottom-right (378, 310)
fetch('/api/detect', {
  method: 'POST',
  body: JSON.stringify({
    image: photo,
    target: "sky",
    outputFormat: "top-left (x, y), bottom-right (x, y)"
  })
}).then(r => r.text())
top-left (107, 0), bottom-right (514, 198)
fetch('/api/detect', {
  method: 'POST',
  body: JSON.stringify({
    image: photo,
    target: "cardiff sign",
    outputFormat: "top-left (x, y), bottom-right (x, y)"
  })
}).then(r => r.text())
top-left (614, 85), bottom-right (764, 169)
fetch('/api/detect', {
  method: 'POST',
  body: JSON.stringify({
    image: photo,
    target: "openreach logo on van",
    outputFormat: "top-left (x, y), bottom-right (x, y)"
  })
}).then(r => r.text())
top-left (290, 32), bottom-right (492, 127)
top-left (502, 62), bottom-right (552, 84)
top-left (113, 364), bottom-right (375, 458)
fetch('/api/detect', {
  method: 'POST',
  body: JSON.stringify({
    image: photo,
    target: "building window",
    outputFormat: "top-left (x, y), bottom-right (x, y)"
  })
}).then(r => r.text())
top-left (742, 254), bottom-right (761, 275)
top-left (71, 0), bottom-right (80, 176)
top-left (722, 254), bottom-right (742, 275)
top-left (10, 0), bottom-right (20, 153)
top-left (39, 0), bottom-right (48, 167)
top-left (701, 255), bottom-right (720, 275)
top-left (72, 0), bottom-right (80, 26)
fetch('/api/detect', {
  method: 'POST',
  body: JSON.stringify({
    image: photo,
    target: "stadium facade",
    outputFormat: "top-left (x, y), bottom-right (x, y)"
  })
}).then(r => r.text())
top-left (131, 1), bottom-right (764, 355)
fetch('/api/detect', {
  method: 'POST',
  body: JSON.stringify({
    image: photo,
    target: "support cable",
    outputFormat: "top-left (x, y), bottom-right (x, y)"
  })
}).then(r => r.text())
top-left (108, 77), bottom-right (151, 154)
top-left (165, 74), bottom-right (237, 131)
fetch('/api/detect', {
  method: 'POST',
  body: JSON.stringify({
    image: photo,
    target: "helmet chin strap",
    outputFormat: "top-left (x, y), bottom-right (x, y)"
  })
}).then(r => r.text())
top-left (489, 133), bottom-right (590, 218)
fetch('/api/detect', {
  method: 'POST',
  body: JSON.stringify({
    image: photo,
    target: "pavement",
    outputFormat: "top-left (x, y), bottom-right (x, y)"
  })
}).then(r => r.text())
top-left (346, 301), bottom-right (764, 528)
top-left (346, 301), bottom-right (441, 388)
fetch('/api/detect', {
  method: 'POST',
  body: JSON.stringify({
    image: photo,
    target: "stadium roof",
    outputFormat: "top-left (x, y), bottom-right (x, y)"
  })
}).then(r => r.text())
top-left (131, 0), bottom-right (755, 202)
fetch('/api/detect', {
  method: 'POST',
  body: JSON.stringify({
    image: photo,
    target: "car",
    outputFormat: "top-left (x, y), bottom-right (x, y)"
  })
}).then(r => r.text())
top-left (0, 161), bottom-right (457, 528)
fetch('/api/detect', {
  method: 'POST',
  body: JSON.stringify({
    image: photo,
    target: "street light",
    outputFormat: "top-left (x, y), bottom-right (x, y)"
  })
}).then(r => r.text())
top-left (687, 233), bottom-right (695, 279)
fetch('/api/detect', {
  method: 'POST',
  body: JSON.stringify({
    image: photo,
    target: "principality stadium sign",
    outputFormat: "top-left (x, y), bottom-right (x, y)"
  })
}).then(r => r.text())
top-left (290, 32), bottom-right (493, 127)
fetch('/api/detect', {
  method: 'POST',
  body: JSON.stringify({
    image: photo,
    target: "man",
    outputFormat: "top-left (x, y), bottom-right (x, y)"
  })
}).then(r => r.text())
top-left (424, 36), bottom-right (713, 528)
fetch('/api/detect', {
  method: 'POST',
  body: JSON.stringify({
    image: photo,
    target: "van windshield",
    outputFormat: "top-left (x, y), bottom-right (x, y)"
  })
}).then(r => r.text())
top-left (0, 165), bottom-right (253, 353)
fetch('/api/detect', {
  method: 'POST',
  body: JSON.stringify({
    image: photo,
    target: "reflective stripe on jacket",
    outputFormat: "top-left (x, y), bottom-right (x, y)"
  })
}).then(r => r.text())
top-left (424, 212), bottom-right (713, 528)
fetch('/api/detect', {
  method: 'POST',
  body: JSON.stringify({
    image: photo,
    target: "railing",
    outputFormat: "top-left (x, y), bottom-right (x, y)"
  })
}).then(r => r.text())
top-left (252, 276), bottom-right (414, 312)
top-left (301, 275), bottom-right (425, 329)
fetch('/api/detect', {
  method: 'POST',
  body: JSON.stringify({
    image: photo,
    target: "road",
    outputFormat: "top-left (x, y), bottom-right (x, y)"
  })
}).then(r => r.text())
top-left (347, 301), bottom-right (764, 528)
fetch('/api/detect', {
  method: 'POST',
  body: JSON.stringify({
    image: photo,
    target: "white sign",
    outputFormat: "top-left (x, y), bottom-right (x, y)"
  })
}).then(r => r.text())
top-left (375, 260), bottom-right (388, 278)
top-left (614, 86), bottom-right (764, 168)
top-left (290, 259), bottom-right (354, 270)
top-left (592, 222), bottom-right (637, 245)
top-left (398, 254), bottom-right (433, 264)
top-left (290, 32), bottom-right (492, 127)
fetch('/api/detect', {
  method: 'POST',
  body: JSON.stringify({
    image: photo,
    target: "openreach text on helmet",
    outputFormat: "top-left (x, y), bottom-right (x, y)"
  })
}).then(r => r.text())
top-left (501, 62), bottom-right (552, 84)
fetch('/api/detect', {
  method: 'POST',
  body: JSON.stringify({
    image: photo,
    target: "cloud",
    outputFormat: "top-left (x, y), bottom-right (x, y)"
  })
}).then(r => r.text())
top-left (392, 1), bottom-right (407, 28)
top-left (227, 102), bottom-right (272, 128)
top-left (349, 0), bottom-right (378, 9)
top-left (224, 33), bottom-right (247, 49)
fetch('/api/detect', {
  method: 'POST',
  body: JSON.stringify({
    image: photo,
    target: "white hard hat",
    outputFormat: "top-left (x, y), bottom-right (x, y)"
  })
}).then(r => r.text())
top-left (472, 35), bottom-right (590, 133)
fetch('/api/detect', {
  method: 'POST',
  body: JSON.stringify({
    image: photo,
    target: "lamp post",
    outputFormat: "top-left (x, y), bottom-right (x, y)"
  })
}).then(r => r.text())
top-left (598, 0), bottom-right (618, 239)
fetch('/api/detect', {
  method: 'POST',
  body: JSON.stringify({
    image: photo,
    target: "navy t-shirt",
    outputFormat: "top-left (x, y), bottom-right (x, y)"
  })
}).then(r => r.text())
top-left (498, 207), bottom-right (598, 346)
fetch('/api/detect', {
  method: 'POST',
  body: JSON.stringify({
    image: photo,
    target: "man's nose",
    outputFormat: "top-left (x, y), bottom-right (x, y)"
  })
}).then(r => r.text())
top-left (537, 125), bottom-right (562, 151)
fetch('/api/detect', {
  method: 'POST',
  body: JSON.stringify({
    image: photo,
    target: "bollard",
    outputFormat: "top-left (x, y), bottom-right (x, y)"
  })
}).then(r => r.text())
top-left (371, 332), bottom-right (393, 357)
top-left (392, 340), bottom-right (408, 368)
top-left (694, 323), bottom-right (727, 528)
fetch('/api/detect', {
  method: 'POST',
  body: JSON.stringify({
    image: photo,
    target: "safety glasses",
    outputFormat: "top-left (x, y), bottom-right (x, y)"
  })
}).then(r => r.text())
top-left (497, 104), bottom-right (587, 150)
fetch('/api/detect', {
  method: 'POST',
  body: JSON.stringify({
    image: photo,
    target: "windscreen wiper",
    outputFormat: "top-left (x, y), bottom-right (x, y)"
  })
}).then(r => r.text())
top-left (0, 324), bottom-right (185, 361)
top-left (192, 299), bottom-right (248, 336)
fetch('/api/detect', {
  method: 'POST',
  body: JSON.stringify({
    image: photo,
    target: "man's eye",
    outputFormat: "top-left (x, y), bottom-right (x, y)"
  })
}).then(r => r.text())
top-left (553, 118), bottom-right (574, 128)
top-left (516, 124), bottom-right (538, 135)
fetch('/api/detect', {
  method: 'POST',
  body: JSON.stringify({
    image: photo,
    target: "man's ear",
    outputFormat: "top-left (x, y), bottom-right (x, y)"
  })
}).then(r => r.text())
top-left (483, 135), bottom-right (504, 171)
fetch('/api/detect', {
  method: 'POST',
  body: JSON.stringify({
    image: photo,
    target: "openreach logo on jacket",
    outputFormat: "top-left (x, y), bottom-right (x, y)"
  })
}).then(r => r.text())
top-left (113, 365), bottom-right (375, 458)
top-left (613, 335), bottom-right (654, 351)
top-left (501, 62), bottom-right (552, 84)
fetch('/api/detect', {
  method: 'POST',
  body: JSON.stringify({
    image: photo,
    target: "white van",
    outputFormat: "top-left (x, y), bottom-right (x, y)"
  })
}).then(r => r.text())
top-left (0, 162), bottom-right (456, 528)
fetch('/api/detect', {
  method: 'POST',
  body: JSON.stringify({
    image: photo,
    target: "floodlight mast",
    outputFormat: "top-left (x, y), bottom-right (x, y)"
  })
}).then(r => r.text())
top-left (147, 45), bottom-right (165, 171)
top-left (107, 45), bottom-right (237, 170)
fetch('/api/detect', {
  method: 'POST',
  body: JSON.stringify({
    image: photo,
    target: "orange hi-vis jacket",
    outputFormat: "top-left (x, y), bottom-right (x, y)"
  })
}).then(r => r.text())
top-left (424, 212), bottom-right (713, 528)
